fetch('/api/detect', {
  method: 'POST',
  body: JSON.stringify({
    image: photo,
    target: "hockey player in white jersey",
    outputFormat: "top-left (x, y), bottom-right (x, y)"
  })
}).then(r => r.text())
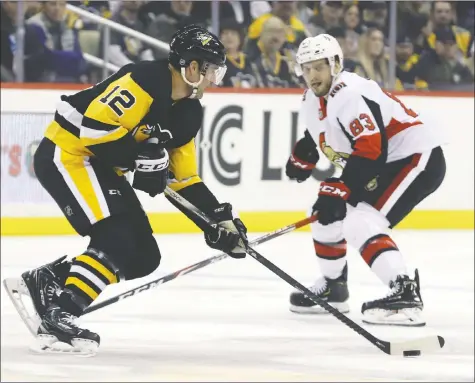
top-left (285, 34), bottom-right (447, 326)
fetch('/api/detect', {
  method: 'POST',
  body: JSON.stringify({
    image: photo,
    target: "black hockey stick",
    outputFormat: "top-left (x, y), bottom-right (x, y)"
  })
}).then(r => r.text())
top-left (83, 213), bottom-right (317, 315)
top-left (165, 186), bottom-right (445, 357)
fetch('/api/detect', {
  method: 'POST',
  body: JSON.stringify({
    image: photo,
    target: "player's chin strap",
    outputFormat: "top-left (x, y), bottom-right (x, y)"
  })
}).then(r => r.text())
top-left (181, 68), bottom-right (204, 99)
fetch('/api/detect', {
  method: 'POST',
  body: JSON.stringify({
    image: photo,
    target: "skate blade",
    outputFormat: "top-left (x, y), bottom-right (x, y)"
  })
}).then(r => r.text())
top-left (289, 301), bottom-right (350, 314)
top-left (362, 308), bottom-right (426, 327)
top-left (3, 278), bottom-right (41, 336)
top-left (30, 334), bottom-right (98, 357)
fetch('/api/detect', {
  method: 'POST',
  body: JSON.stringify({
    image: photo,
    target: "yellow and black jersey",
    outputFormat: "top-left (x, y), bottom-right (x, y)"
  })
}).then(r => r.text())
top-left (246, 41), bottom-right (302, 88)
top-left (44, 60), bottom-right (203, 193)
top-left (220, 52), bottom-right (257, 88)
top-left (426, 25), bottom-right (472, 60)
top-left (247, 13), bottom-right (307, 47)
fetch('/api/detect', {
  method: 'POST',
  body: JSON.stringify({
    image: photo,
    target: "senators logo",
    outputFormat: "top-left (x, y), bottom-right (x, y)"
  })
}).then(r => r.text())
top-left (318, 132), bottom-right (349, 170)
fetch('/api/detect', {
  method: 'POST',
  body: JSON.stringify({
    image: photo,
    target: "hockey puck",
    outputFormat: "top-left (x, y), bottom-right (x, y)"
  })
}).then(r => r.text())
top-left (403, 350), bottom-right (421, 357)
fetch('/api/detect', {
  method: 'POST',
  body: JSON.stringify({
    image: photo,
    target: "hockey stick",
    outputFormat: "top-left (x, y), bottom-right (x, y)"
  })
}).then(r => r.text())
top-left (164, 187), bottom-right (445, 357)
top-left (83, 213), bottom-right (317, 315)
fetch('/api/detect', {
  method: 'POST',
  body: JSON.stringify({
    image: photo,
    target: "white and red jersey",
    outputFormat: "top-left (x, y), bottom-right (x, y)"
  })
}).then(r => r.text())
top-left (300, 71), bottom-right (447, 168)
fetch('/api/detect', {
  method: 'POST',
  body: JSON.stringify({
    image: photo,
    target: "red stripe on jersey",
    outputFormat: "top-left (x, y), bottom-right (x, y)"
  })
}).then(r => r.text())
top-left (374, 153), bottom-right (421, 211)
top-left (314, 239), bottom-right (347, 259)
top-left (386, 118), bottom-right (423, 140)
top-left (319, 97), bottom-right (327, 120)
top-left (360, 234), bottom-right (399, 266)
top-left (353, 133), bottom-right (382, 160)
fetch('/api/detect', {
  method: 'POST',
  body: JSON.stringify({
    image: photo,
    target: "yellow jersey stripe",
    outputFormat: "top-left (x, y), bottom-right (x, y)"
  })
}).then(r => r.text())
top-left (81, 126), bottom-right (129, 147)
top-left (76, 255), bottom-right (118, 284)
top-left (168, 176), bottom-right (202, 191)
top-left (45, 121), bottom-right (94, 157)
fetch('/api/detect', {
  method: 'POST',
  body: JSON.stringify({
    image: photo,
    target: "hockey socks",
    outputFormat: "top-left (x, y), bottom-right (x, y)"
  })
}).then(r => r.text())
top-left (360, 234), bottom-right (407, 286)
top-left (63, 251), bottom-right (119, 312)
top-left (314, 239), bottom-right (347, 279)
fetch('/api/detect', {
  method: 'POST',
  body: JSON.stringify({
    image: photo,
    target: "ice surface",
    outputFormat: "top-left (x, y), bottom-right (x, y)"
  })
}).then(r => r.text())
top-left (1, 230), bottom-right (474, 382)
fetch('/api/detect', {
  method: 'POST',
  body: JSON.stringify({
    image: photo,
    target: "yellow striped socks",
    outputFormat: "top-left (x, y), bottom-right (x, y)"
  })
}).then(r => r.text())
top-left (65, 253), bottom-right (118, 306)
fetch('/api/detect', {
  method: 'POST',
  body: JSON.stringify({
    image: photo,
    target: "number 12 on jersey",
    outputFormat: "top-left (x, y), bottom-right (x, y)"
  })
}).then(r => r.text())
top-left (99, 86), bottom-right (136, 117)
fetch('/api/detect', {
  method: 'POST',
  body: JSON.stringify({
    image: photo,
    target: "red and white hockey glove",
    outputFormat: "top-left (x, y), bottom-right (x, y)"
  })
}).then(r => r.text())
top-left (285, 131), bottom-right (319, 183)
top-left (312, 178), bottom-right (351, 226)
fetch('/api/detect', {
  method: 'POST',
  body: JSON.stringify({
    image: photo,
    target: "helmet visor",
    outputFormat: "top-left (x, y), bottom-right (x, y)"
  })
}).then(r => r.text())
top-left (202, 62), bottom-right (227, 85)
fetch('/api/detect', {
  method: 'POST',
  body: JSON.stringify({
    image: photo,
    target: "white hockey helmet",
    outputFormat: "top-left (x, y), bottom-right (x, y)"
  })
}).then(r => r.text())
top-left (295, 34), bottom-right (344, 77)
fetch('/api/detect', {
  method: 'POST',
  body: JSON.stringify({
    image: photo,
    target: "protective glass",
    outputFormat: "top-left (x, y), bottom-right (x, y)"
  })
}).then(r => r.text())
top-left (202, 62), bottom-right (227, 85)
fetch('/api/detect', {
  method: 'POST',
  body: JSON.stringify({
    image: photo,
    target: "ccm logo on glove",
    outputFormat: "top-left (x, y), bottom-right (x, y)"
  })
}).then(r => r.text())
top-left (136, 159), bottom-right (169, 172)
top-left (319, 183), bottom-right (350, 199)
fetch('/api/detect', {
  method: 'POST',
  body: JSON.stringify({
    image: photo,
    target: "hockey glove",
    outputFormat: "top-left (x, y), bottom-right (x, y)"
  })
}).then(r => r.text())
top-left (286, 131), bottom-right (319, 183)
top-left (312, 178), bottom-right (351, 226)
top-left (132, 139), bottom-right (169, 197)
top-left (204, 203), bottom-right (248, 259)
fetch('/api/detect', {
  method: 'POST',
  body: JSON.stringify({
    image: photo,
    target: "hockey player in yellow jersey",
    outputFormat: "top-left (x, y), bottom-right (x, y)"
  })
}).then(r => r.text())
top-left (4, 25), bottom-right (248, 355)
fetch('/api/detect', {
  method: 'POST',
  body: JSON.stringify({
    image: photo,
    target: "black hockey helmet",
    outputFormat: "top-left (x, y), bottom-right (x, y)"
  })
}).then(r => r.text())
top-left (169, 24), bottom-right (227, 97)
top-left (169, 24), bottom-right (226, 68)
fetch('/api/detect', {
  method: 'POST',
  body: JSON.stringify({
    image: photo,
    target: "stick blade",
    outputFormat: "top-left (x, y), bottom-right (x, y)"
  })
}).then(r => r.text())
top-left (389, 335), bottom-right (445, 356)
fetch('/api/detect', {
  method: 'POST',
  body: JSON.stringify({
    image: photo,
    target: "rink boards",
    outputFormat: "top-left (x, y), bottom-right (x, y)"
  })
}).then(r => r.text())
top-left (1, 86), bottom-right (474, 234)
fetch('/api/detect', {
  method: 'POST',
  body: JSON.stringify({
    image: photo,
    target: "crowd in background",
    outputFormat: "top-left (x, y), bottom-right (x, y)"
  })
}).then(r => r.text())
top-left (1, 0), bottom-right (474, 91)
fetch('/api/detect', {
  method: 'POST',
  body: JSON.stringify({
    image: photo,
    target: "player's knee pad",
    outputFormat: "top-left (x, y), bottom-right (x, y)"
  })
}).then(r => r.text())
top-left (88, 215), bottom-right (138, 279)
top-left (125, 233), bottom-right (161, 280)
top-left (311, 220), bottom-right (345, 243)
top-left (123, 211), bottom-right (161, 280)
top-left (308, 206), bottom-right (344, 243)
top-left (342, 203), bottom-right (391, 250)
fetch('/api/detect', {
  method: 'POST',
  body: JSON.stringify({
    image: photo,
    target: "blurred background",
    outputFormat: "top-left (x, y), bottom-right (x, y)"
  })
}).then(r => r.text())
top-left (1, 0), bottom-right (474, 91)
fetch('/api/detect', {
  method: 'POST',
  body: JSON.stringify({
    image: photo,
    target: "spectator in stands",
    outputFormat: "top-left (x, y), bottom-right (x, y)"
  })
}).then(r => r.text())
top-left (219, 18), bottom-right (257, 88)
top-left (247, 1), bottom-right (307, 52)
top-left (414, 27), bottom-right (473, 90)
top-left (354, 27), bottom-right (402, 89)
top-left (144, 1), bottom-right (197, 60)
top-left (342, 3), bottom-right (361, 60)
top-left (308, 1), bottom-right (344, 36)
top-left (425, 1), bottom-right (472, 62)
top-left (248, 16), bottom-right (301, 88)
top-left (454, 1), bottom-right (474, 35)
top-left (1, 1), bottom-right (20, 81)
top-left (361, 1), bottom-right (388, 38)
top-left (105, 1), bottom-right (154, 67)
top-left (395, 34), bottom-right (423, 89)
top-left (326, 26), bottom-right (358, 72)
top-left (25, 2), bottom-right (43, 20)
top-left (469, 41), bottom-right (475, 77)
top-left (188, 1), bottom-right (252, 29)
top-left (26, 0), bottom-right (88, 83)
top-left (397, 1), bottom-right (431, 44)
top-left (68, 1), bottom-right (111, 29)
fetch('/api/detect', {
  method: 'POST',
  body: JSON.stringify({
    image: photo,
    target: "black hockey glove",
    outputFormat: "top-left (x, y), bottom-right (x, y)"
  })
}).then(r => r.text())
top-left (286, 131), bottom-right (319, 183)
top-left (204, 203), bottom-right (248, 259)
top-left (312, 178), bottom-right (351, 226)
top-left (132, 139), bottom-right (169, 197)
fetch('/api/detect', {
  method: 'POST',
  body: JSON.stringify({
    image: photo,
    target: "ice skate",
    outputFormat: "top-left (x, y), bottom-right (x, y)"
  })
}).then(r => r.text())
top-left (361, 269), bottom-right (425, 326)
top-left (289, 263), bottom-right (350, 314)
top-left (3, 255), bottom-right (70, 336)
top-left (31, 303), bottom-right (99, 356)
